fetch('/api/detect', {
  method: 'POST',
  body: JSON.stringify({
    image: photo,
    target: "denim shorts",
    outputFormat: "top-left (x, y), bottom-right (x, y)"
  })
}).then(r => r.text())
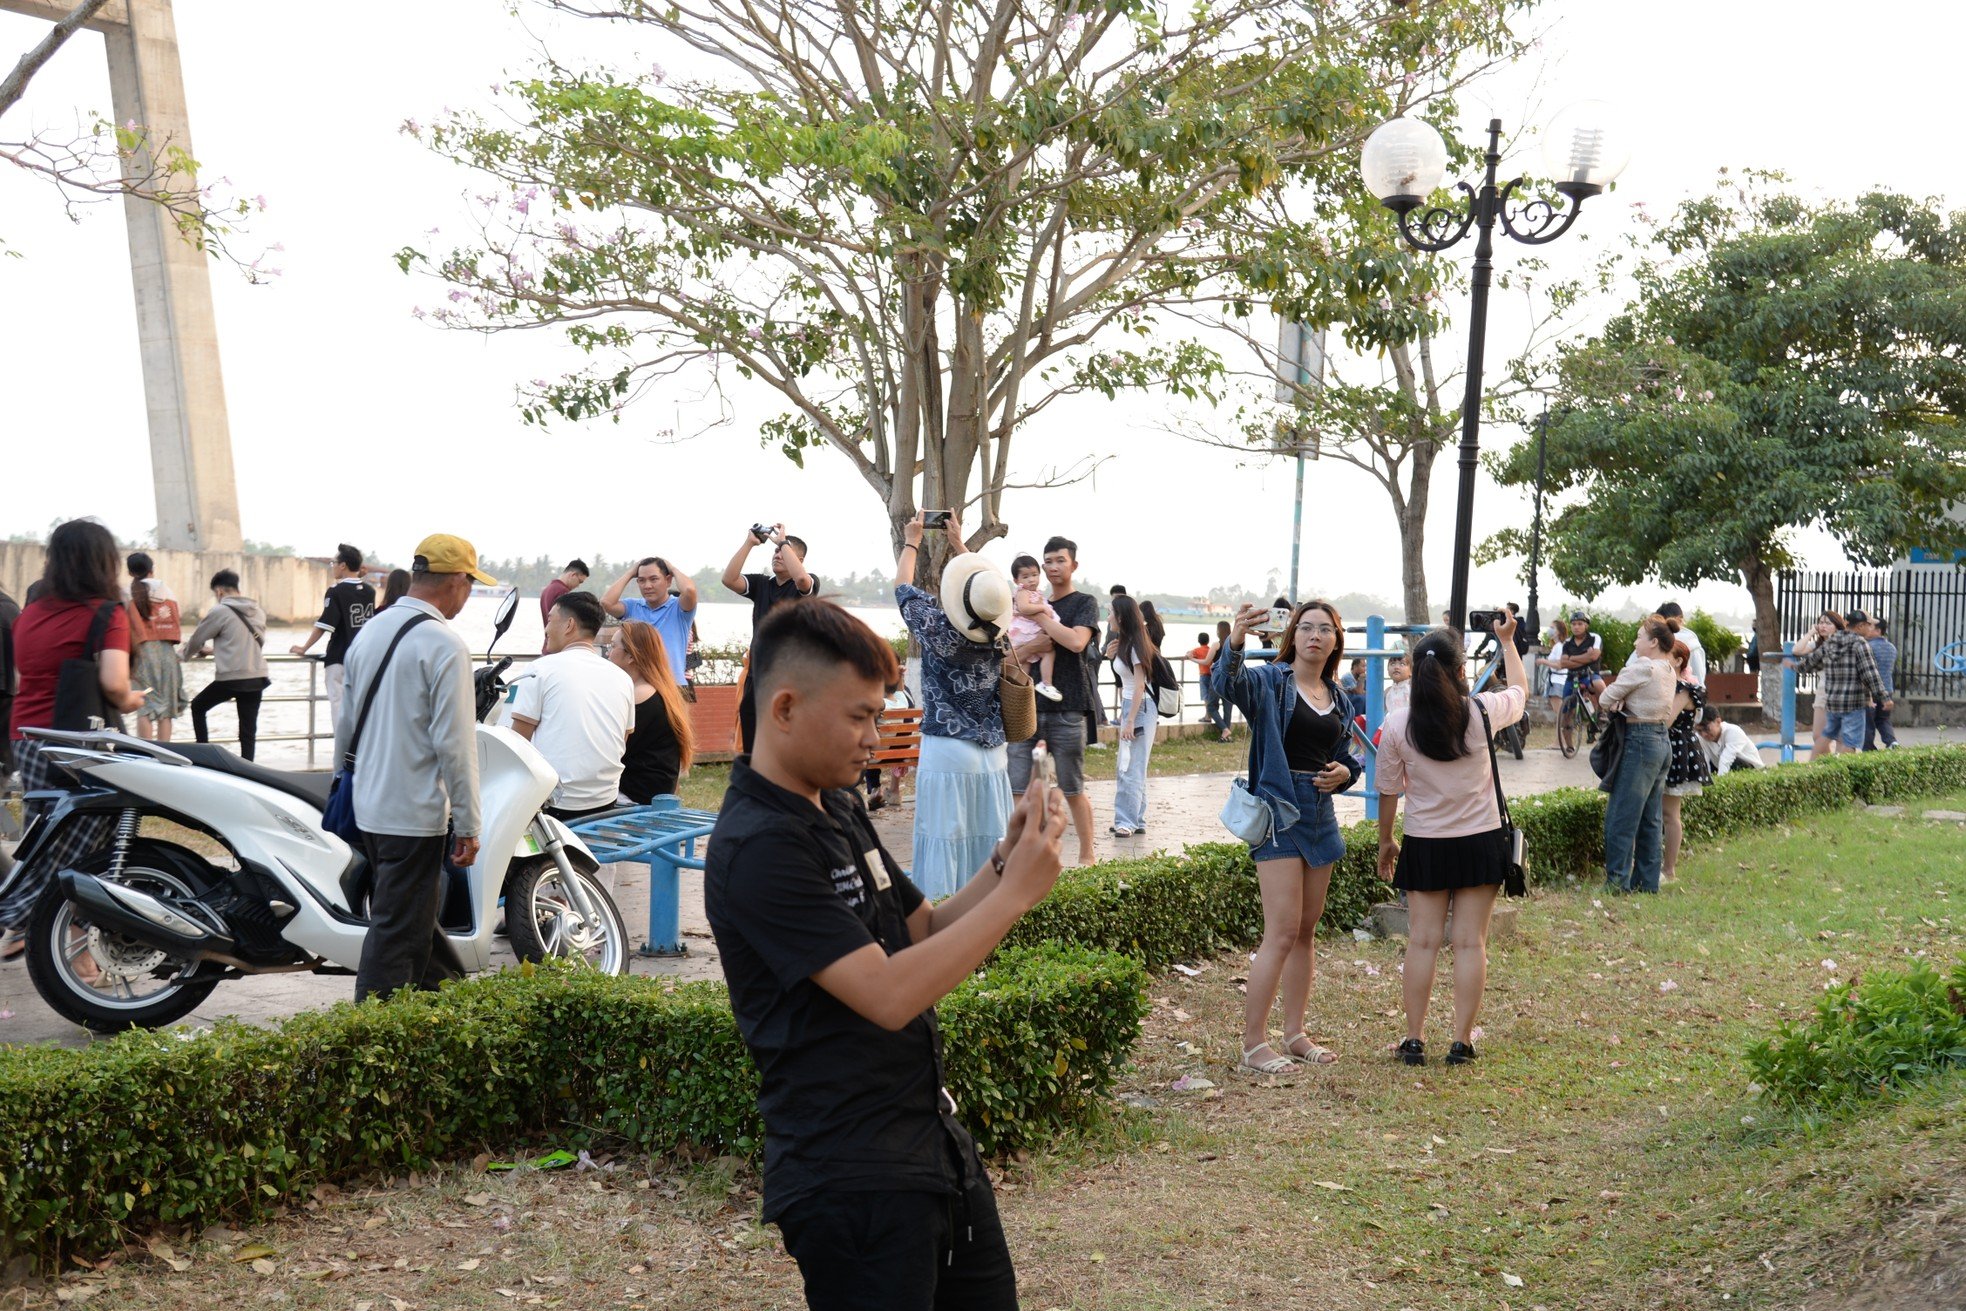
top-left (1250, 773), bottom-right (1346, 868)
top-left (1007, 710), bottom-right (1086, 796)
top-left (1823, 708), bottom-right (1866, 751)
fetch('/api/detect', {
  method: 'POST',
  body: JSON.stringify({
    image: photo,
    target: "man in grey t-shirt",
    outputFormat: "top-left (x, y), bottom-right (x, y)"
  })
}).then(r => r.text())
top-left (334, 533), bottom-right (492, 1001)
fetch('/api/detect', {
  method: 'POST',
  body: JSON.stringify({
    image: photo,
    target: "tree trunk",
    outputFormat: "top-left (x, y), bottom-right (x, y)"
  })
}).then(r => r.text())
top-left (1399, 438), bottom-right (1440, 628)
top-left (1743, 548), bottom-right (1782, 723)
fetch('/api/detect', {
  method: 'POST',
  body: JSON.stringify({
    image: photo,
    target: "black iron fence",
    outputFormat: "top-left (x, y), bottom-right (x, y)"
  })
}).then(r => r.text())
top-left (1776, 567), bottom-right (1966, 702)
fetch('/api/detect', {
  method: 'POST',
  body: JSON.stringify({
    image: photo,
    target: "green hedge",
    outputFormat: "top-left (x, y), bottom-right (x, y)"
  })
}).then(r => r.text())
top-left (1745, 956), bottom-right (1966, 1111)
top-left (0, 947), bottom-right (1144, 1264)
top-left (998, 831), bottom-right (1382, 972)
top-left (1508, 745), bottom-right (1966, 883)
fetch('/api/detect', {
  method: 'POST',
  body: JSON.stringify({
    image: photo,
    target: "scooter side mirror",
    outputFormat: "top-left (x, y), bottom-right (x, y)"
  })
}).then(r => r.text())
top-left (489, 588), bottom-right (519, 652)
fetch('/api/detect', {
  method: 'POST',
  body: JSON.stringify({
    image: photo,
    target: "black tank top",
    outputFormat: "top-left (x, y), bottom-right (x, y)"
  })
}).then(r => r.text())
top-left (1283, 683), bottom-right (1344, 774)
top-left (619, 694), bottom-right (682, 804)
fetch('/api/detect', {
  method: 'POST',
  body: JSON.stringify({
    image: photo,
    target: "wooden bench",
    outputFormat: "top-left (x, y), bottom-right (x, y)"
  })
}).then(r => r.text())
top-left (872, 706), bottom-right (924, 768)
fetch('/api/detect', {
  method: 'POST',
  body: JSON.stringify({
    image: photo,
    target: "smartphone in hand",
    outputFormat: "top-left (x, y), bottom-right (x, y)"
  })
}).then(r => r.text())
top-left (924, 509), bottom-right (952, 529)
top-left (1031, 741), bottom-right (1057, 793)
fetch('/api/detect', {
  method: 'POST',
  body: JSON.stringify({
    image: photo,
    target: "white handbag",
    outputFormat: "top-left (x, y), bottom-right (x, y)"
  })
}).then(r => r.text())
top-left (1218, 776), bottom-right (1272, 845)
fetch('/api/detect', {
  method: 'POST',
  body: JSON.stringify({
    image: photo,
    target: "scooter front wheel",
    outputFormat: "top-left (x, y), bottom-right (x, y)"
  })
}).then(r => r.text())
top-left (503, 860), bottom-right (629, 976)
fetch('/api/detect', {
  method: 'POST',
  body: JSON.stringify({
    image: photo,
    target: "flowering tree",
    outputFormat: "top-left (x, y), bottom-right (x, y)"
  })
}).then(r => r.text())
top-left (399, 0), bottom-right (1529, 571)
top-left (2, 0), bottom-right (266, 271)
top-left (1484, 176), bottom-right (1966, 706)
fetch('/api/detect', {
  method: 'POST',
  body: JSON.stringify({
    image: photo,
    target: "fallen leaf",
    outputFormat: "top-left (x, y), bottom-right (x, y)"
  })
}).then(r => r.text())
top-left (458, 1258), bottom-right (482, 1271)
top-left (1502, 1271), bottom-right (1525, 1288)
top-left (1313, 1181), bottom-right (1351, 1192)
top-left (230, 1244), bottom-right (277, 1263)
top-left (463, 1193), bottom-right (493, 1207)
top-left (250, 1258), bottom-right (276, 1275)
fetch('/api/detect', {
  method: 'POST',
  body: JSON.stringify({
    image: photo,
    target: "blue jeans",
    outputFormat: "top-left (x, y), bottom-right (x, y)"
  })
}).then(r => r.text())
top-left (1824, 708), bottom-right (1865, 751)
top-left (1603, 722), bottom-right (1670, 893)
top-left (1203, 683), bottom-right (1230, 730)
top-left (1112, 700), bottom-right (1157, 830)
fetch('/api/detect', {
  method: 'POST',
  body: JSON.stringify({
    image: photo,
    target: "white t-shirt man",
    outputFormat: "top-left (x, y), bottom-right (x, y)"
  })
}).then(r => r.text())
top-left (1700, 719), bottom-right (1764, 774)
top-left (1675, 624), bottom-right (1707, 687)
top-left (509, 644), bottom-right (635, 812)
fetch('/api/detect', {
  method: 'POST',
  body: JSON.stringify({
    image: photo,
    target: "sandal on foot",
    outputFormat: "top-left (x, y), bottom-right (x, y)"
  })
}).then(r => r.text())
top-left (1236, 1043), bottom-right (1294, 1077)
top-left (1396, 1038), bottom-right (1426, 1066)
top-left (1446, 1040), bottom-right (1477, 1066)
top-left (1281, 1032), bottom-right (1338, 1065)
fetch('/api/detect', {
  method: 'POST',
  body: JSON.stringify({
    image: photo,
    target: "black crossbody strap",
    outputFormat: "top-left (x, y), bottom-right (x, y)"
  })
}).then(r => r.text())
top-left (341, 612), bottom-right (435, 770)
top-left (1474, 698), bottom-right (1513, 829)
top-left (84, 600), bottom-right (119, 659)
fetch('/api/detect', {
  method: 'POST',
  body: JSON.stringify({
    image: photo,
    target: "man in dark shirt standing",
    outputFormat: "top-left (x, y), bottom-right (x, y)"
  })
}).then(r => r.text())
top-left (1007, 535), bottom-right (1100, 866)
top-left (290, 543), bottom-right (376, 729)
top-left (537, 559), bottom-right (589, 650)
top-left (705, 600), bottom-right (1066, 1310)
top-left (720, 522), bottom-right (819, 753)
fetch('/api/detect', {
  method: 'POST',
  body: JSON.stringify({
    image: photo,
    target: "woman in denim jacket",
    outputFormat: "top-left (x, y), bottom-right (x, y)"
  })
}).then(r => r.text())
top-left (1214, 598), bottom-right (1362, 1075)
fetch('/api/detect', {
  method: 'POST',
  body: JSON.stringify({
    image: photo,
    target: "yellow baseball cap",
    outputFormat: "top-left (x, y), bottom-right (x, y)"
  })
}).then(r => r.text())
top-left (411, 533), bottom-right (497, 585)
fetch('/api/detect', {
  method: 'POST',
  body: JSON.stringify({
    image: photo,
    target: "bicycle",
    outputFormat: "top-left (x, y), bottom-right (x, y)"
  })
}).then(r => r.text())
top-left (1554, 678), bottom-right (1601, 759)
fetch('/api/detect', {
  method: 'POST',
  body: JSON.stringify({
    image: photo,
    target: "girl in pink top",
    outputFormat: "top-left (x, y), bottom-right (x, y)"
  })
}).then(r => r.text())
top-left (1374, 613), bottom-right (1529, 1067)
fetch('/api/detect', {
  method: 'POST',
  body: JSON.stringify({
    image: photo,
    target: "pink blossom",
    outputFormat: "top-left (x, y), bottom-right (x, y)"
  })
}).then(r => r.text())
top-left (449, 289), bottom-right (466, 302)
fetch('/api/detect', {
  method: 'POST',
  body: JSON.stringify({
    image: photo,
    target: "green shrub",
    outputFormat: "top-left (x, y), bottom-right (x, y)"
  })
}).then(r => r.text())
top-left (1827, 744), bottom-right (1966, 804)
top-left (1744, 956), bottom-right (1966, 1111)
top-left (0, 947), bottom-right (1143, 1264)
top-left (1512, 786), bottom-right (1608, 882)
top-left (1687, 608), bottom-right (1744, 667)
top-left (1595, 616), bottom-right (1638, 673)
top-left (1681, 758), bottom-right (1855, 842)
top-left (998, 835), bottom-right (1381, 970)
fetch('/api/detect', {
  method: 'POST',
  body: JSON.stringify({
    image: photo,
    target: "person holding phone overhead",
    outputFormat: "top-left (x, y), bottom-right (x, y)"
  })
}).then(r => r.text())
top-left (1214, 598), bottom-right (1361, 1075)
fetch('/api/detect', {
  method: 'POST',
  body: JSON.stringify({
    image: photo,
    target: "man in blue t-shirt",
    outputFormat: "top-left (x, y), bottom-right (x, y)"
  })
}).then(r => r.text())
top-left (601, 556), bottom-right (699, 691)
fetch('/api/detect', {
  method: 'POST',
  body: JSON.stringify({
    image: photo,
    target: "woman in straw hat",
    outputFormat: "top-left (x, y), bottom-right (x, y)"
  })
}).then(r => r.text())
top-left (893, 508), bottom-right (1016, 898)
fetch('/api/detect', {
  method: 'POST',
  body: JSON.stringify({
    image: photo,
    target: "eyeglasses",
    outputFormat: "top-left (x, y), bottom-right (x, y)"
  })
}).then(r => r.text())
top-left (1295, 623), bottom-right (1338, 638)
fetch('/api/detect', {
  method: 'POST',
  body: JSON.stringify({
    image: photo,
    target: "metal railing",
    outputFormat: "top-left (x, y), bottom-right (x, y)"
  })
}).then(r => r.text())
top-left (162, 651), bottom-right (541, 767)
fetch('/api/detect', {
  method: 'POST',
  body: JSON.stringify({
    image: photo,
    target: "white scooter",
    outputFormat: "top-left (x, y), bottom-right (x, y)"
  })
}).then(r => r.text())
top-left (1, 591), bottom-right (628, 1032)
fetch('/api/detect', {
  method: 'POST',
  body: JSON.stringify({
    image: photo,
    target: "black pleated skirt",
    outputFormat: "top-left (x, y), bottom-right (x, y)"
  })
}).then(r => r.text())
top-left (1393, 826), bottom-right (1510, 892)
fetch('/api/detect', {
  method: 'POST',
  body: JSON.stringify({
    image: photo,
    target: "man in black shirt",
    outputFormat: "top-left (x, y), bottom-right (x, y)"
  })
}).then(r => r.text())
top-left (1007, 534), bottom-right (1100, 866)
top-left (720, 522), bottom-right (819, 752)
top-left (289, 543), bottom-right (376, 729)
top-left (705, 600), bottom-right (1066, 1311)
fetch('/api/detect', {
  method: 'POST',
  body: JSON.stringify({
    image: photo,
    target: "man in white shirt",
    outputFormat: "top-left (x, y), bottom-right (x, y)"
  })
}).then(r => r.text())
top-left (510, 589), bottom-right (634, 822)
top-left (1658, 601), bottom-right (1706, 687)
top-left (1697, 705), bottom-right (1763, 773)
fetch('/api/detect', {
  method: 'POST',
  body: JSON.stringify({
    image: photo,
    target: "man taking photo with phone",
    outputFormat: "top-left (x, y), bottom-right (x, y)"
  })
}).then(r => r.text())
top-left (721, 522), bottom-right (819, 752)
top-left (705, 599), bottom-right (1068, 1310)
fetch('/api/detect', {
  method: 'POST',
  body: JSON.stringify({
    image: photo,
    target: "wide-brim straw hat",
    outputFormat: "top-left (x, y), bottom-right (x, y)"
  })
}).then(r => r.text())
top-left (939, 554), bottom-right (1012, 645)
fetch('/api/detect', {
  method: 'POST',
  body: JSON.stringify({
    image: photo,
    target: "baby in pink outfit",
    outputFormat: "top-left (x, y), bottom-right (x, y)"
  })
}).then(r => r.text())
top-left (1006, 556), bottom-right (1064, 701)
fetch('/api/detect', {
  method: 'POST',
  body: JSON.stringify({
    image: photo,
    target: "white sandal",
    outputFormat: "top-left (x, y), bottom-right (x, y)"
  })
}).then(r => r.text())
top-left (1282, 1032), bottom-right (1338, 1066)
top-left (1236, 1043), bottom-right (1295, 1077)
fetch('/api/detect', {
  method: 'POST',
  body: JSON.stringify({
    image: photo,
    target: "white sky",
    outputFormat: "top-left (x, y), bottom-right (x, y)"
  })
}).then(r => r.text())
top-left (2, 1), bottom-right (1959, 624)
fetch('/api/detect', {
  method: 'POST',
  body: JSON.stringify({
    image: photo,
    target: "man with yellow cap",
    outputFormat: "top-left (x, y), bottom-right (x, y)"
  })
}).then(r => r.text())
top-left (332, 533), bottom-right (496, 1000)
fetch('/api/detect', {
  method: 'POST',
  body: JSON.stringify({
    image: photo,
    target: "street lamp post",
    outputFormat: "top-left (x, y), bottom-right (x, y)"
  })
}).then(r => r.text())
top-left (1526, 404), bottom-right (1549, 641)
top-left (1359, 105), bottom-right (1627, 635)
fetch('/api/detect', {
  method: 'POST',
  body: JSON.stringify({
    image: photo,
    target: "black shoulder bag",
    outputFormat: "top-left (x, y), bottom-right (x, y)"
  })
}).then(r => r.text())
top-left (1474, 699), bottom-right (1528, 898)
top-left (322, 613), bottom-right (435, 844)
top-left (52, 601), bottom-right (125, 731)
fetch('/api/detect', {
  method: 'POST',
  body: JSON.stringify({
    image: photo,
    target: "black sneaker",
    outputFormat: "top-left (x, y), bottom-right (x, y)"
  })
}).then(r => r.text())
top-left (1396, 1038), bottom-right (1426, 1066)
top-left (1446, 1041), bottom-right (1477, 1066)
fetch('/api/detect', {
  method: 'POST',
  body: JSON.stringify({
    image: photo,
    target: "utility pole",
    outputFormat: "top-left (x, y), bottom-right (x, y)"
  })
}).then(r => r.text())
top-left (1275, 319), bottom-right (1326, 601)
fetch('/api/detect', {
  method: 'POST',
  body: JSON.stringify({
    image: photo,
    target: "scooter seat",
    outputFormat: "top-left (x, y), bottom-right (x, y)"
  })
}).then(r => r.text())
top-left (174, 744), bottom-right (334, 810)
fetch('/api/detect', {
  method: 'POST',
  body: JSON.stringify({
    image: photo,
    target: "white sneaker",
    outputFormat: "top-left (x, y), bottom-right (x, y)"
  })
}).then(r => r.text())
top-left (1034, 681), bottom-right (1064, 702)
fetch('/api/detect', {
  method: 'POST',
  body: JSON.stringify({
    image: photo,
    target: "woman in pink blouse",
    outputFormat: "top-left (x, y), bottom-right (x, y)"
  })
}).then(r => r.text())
top-left (1374, 613), bottom-right (1528, 1066)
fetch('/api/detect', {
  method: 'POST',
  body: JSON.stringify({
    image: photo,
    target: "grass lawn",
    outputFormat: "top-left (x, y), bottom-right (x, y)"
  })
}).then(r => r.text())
top-left (47, 796), bottom-right (1966, 1310)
